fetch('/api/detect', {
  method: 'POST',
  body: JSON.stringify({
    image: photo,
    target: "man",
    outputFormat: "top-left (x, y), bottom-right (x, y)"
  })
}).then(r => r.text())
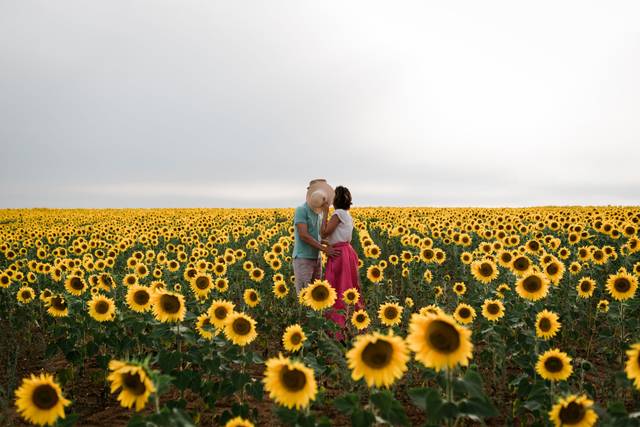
top-left (293, 179), bottom-right (340, 295)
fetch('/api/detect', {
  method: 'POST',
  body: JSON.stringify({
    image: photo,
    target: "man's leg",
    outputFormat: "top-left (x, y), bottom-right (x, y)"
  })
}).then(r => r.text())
top-left (312, 257), bottom-right (322, 282)
top-left (293, 258), bottom-right (315, 295)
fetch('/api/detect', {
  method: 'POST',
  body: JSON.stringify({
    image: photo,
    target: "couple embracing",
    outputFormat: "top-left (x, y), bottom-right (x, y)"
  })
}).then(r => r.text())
top-left (292, 179), bottom-right (365, 338)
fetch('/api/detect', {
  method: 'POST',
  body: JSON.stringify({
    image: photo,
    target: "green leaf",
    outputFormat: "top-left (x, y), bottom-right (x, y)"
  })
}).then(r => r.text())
top-left (351, 409), bottom-right (376, 427)
top-left (370, 390), bottom-right (409, 426)
top-left (334, 393), bottom-right (359, 415)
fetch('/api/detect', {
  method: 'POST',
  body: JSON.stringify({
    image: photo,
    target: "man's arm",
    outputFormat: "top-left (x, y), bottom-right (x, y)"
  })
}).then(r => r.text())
top-left (296, 223), bottom-right (340, 257)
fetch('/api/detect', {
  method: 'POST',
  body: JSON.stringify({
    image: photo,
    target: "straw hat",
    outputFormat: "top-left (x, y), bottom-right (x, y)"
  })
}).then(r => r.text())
top-left (306, 179), bottom-right (335, 214)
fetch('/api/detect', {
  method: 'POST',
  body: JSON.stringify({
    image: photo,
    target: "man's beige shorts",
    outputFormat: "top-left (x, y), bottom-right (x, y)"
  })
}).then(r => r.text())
top-left (293, 257), bottom-right (322, 294)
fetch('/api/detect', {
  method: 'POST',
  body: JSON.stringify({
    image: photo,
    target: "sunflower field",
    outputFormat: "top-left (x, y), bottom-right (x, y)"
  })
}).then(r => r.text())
top-left (1, 207), bottom-right (640, 427)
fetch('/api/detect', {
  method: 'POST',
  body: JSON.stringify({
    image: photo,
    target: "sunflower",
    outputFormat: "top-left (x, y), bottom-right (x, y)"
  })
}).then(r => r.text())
top-left (511, 255), bottom-right (532, 276)
top-left (346, 331), bottom-right (409, 388)
top-left (481, 299), bottom-right (505, 321)
top-left (351, 309), bottom-right (371, 330)
top-left (535, 310), bottom-right (561, 339)
top-left (107, 360), bottom-right (155, 411)
top-left (40, 288), bottom-right (53, 302)
top-left (453, 282), bottom-right (466, 296)
top-left (151, 291), bottom-right (186, 323)
top-left (190, 273), bottom-right (213, 299)
top-left (434, 286), bottom-right (444, 298)
top-left (576, 277), bottom-right (596, 298)
top-left (208, 299), bottom-right (235, 329)
top-left (46, 295), bottom-right (68, 317)
top-left (471, 260), bottom-right (499, 284)
top-left (605, 270), bottom-right (638, 301)
top-left (243, 288), bottom-right (261, 307)
top-left (407, 312), bottom-right (473, 371)
top-left (249, 268), bottom-right (264, 282)
top-left (17, 286), bottom-right (36, 303)
top-left (0, 273), bottom-right (11, 288)
top-left (282, 324), bottom-right (306, 352)
top-left (597, 299), bottom-right (609, 312)
top-left (303, 280), bottom-right (337, 311)
top-left (214, 277), bottom-right (229, 293)
top-left (343, 288), bottom-right (360, 305)
top-left (453, 303), bottom-right (476, 324)
top-left (366, 265), bottom-right (384, 283)
top-left (536, 349), bottom-right (573, 381)
top-left (242, 261), bottom-right (254, 272)
top-left (515, 271), bottom-right (550, 301)
top-left (88, 294), bottom-right (116, 322)
top-left (263, 354), bottom-right (317, 409)
top-left (195, 313), bottom-right (217, 340)
top-left (405, 297), bottom-right (414, 308)
top-left (126, 285), bottom-right (152, 313)
top-left (64, 275), bottom-right (87, 296)
top-left (224, 312), bottom-right (258, 346)
top-left (625, 342), bottom-right (640, 390)
top-left (460, 252), bottom-right (473, 265)
top-left (272, 281), bottom-right (289, 299)
top-left (418, 304), bottom-right (443, 317)
top-left (378, 302), bottom-right (403, 326)
top-left (14, 373), bottom-right (70, 426)
top-left (548, 394), bottom-right (598, 427)
top-left (225, 416), bottom-right (255, 427)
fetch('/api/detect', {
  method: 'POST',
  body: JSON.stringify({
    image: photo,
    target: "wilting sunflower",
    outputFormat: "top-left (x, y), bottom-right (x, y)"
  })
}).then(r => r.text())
top-left (343, 288), bottom-right (361, 305)
top-left (471, 260), bottom-right (499, 284)
top-left (407, 312), bottom-right (473, 371)
top-left (46, 295), bottom-right (68, 317)
top-left (351, 309), bottom-right (371, 330)
top-left (536, 310), bottom-right (561, 339)
top-left (151, 291), bottom-right (186, 323)
top-left (453, 303), bottom-right (476, 324)
top-left (225, 416), bottom-right (255, 427)
top-left (605, 270), bottom-right (638, 301)
top-left (536, 349), bottom-right (573, 381)
top-left (548, 394), bottom-right (598, 427)
top-left (17, 286), bottom-right (36, 303)
top-left (481, 299), bottom-right (505, 321)
top-left (419, 304), bottom-right (443, 317)
top-left (243, 288), bottom-right (261, 307)
top-left (107, 360), bottom-right (155, 411)
top-left (516, 271), bottom-right (550, 301)
top-left (208, 299), bottom-right (235, 329)
top-left (195, 313), bottom-right (217, 340)
top-left (64, 275), bottom-right (87, 296)
top-left (88, 294), bottom-right (116, 322)
top-left (14, 373), bottom-right (70, 426)
top-left (625, 342), bottom-right (640, 390)
top-left (366, 265), bottom-right (384, 283)
top-left (263, 354), bottom-right (317, 409)
top-left (576, 277), bottom-right (596, 298)
top-left (190, 273), bottom-right (213, 299)
top-left (346, 331), bottom-right (409, 388)
top-left (224, 312), bottom-right (258, 346)
top-left (378, 302), bottom-right (403, 326)
top-left (126, 285), bottom-right (152, 313)
top-left (272, 281), bottom-right (289, 299)
top-left (282, 324), bottom-right (306, 352)
top-left (597, 299), bottom-right (609, 312)
top-left (303, 280), bottom-right (337, 311)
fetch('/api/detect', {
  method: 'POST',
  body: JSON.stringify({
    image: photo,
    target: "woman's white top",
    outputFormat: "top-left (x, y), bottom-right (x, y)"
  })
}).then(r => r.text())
top-left (327, 209), bottom-right (353, 245)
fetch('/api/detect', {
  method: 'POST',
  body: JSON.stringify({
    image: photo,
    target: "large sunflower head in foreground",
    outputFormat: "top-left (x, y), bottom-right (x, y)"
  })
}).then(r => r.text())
top-left (625, 342), bottom-right (640, 391)
top-left (605, 270), bottom-right (638, 301)
top-left (151, 291), bottom-right (186, 323)
top-left (548, 394), bottom-right (598, 427)
top-left (14, 373), bottom-right (70, 426)
top-left (263, 354), bottom-right (317, 410)
top-left (346, 331), bottom-right (409, 388)
top-left (303, 280), bottom-right (337, 311)
top-left (107, 360), bottom-right (156, 412)
top-left (407, 313), bottom-right (473, 371)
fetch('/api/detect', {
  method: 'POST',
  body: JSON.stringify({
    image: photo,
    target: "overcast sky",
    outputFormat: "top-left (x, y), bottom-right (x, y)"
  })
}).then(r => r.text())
top-left (1, 1), bottom-right (639, 208)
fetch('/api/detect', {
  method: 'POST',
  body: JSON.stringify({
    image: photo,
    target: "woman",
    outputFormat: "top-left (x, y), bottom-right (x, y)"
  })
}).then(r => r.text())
top-left (320, 186), bottom-right (364, 340)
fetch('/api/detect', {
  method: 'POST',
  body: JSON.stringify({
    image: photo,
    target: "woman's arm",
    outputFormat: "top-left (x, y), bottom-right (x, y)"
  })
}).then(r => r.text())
top-left (321, 215), bottom-right (340, 239)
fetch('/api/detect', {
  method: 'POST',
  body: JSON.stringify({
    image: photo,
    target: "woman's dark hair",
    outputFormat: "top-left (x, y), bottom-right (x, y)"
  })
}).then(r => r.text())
top-left (333, 186), bottom-right (352, 210)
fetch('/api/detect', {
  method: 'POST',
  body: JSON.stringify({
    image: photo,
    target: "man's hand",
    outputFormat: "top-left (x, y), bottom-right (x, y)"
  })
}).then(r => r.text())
top-left (324, 244), bottom-right (341, 258)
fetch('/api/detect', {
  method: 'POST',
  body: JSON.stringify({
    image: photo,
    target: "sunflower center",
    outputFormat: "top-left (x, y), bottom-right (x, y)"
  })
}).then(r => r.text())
top-left (133, 290), bottom-right (150, 305)
top-left (232, 317), bottom-right (252, 336)
top-left (32, 384), bottom-right (59, 410)
top-left (290, 332), bottom-right (302, 345)
top-left (458, 308), bottom-right (471, 318)
top-left (523, 276), bottom-right (542, 292)
top-left (70, 277), bottom-right (84, 290)
top-left (249, 292), bottom-right (257, 301)
top-left (513, 257), bottom-right (530, 271)
top-left (95, 300), bottom-right (110, 314)
top-left (559, 401), bottom-right (586, 424)
top-left (580, 281), bottom-right (591, 292)
top-left (384, 307), bottom-right (398, 319)
top-left (544, 356), bottom-right (564, 373)
top-left (122, 372), bottom-right (147, 396)
top-left (501, 253), bottom-right (512, 262)
top-left (280, 366), bottom-right (307, 392)
top-left (487, 303), bottom-right (500, 315)
top-left (214, 306), bottom-right (228, 320)
top-left (361, 339), bottom-right (393, 369)
top-left (614, 278), bottom-right (631, 293)
top-left (278, 285), bottom-right (286, 293)
top-left (479, 263), bottom-right (493, 277)
top-left (547, 264), bottom-right (558, 275)
top-left (21, 290), bottom-right (31, 299)
top-left (127, 276), bottom-right (136, 285)
top-left (356, 314), bottom-right (366, 323)
top-left (195, 277), bottom-right (209, 290)
top-left (160, 294), bottom-right (181, 314)
top-left (311, 285), bottom-right (329, 301)
top-left (539, 317), bottom-right (552, 331)
top-left (51, 296), bottom-right (67, 310)
top-left (427, 320), bottom-right (461, 354)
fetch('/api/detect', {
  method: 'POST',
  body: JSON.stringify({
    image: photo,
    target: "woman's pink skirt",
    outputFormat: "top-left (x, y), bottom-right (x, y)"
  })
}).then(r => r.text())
top-left (324, 241), bottom-right (365, 340)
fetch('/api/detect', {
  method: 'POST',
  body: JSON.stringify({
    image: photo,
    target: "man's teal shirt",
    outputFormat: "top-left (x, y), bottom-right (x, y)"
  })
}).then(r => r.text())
top-left (293, 202), bottom-right (320, 259)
